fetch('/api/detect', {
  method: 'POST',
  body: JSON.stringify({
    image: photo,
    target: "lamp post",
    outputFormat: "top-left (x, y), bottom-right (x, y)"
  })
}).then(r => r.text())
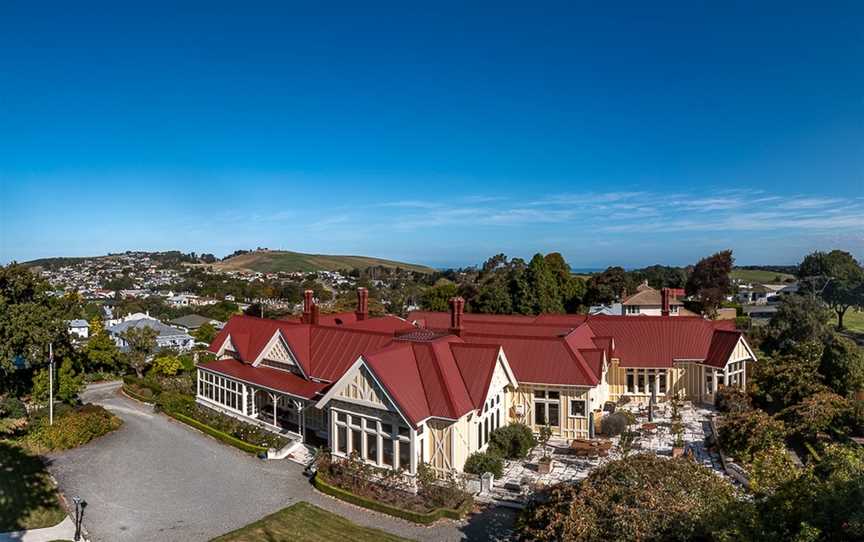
top-left (48, 343), bottom-right (54, 426)
top-left (72, 495), bottom-right (82, 541)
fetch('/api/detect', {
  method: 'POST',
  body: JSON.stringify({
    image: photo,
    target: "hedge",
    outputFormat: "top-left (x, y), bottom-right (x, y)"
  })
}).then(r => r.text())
top-left (122, 385), bottom-right (155, 404)
top-left (164, 410), bottom-right (269, 455)
top-left (313, 473), bottom-right (471, 524)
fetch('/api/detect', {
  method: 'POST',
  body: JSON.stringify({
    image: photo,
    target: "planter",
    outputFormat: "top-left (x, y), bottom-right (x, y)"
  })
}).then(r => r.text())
top-left (538, 457), bottom-right (553, 474)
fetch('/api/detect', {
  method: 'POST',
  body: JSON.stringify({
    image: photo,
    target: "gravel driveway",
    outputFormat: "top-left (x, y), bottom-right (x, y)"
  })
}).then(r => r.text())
top-left (47, 382), bottom-right (514, 542)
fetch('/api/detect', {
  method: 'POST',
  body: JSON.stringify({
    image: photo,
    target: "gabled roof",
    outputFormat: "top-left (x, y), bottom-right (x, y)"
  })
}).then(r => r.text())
top-left (622, 287), bottom-right (684, 306)
top-left (703, 329), bottom-right (747, 368)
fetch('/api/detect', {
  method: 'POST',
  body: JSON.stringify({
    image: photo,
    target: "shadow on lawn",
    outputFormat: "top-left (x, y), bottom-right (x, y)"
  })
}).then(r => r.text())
top-left (0, 441), bottom-right (65, 533)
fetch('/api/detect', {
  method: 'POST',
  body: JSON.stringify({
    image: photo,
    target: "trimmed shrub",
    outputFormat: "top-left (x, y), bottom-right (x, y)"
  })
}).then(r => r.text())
top-left (463, 451), bottom-right (504, 478)
top-left (601, 411), bottom-right (636, 437)
top-left (716, 386), bottom-right (753, 414)
top-left (154, 390), bottom-right (195, 416)
top-left (488, 423), bottom-right (536, 459)
top-left (718, 410), bottom-right (786, 464)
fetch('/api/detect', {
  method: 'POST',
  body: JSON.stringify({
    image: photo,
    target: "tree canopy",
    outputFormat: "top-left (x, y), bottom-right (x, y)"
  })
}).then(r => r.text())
top-left (685, 249), bottom-right (733, 316)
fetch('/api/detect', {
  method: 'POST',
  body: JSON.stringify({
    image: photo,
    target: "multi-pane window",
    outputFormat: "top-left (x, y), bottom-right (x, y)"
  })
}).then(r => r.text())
top-left (725, 361), bottom-right (745, 388)
top-left (332, 410), bottom-right (411, 471)
top-left (533, 390), bottom-right (560, 427)
top-left (625, 369), bottom-right (669, 395)
top-left (569, 398), bottom-right (587, 418)
top-left (625, 305), bottom-right (640, 314)
top-left (476, 391), bottom-right (503, 449)
top-left (198, 371), bottom-right (242, 412)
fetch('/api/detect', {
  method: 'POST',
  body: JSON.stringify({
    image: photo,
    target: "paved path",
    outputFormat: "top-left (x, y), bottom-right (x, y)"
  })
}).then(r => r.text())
top-left (0, 517), bottom-right (76, 542)
top-left (47, 382), bottom-right (514, 542)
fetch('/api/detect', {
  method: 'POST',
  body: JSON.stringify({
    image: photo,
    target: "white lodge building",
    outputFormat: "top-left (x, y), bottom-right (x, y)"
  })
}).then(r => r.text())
top-left (197, 289), bottom-right (755, 474)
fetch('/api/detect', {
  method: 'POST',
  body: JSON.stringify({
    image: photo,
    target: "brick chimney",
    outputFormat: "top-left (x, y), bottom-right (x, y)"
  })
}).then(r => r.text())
top-left (355, 287), bottom-right (369, 321)
top-left (311, 303), bottom-right (320, 325)
top-left (449, 296), bottom-right (465, 336)
top-left (661, 288), bottom-right (671, 316)
top-left (302, 289), bottom-right (314, 324)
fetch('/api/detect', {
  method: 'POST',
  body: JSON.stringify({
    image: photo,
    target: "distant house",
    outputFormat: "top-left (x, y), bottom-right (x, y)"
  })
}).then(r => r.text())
top-left (589, 303), bottom-right (622, 316)
top-left (169, 314), bottom-right (224, 331)
top-left (621, 283), bottom-right (695, 316)
top-left (167, 294), bottom-right (190, 308)
top-left (735, 284), bottom-right (776, 305)
top-left (743, 304), bottom-right (778, 325)
top-left (67, 319), bottom-right (90, 339)
top-left (108, 314), bottom-right (194, 351)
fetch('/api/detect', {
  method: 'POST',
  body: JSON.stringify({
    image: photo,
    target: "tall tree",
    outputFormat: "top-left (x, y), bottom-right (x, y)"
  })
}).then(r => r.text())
top-left (819, 334), bottom-right (864, 398)
top-left (798, 250), bottom-right (864, 329)
top-left (121, 326), bottom-right (158, 378)
top-left (508, 259), bottom-right (536, 315)
top-left (528, 254), bottom-right (564, 313)
top-left (685, 250), bottom-right (734, 316)
top-left (0, 264), bottom-right (73, 394)
top-left (585, 266), bottom-right (628, 305)
top-left (765, 294), bottom-right (833, 354)
top-left (82, 317), bottom-right (121, 372)
top-left (420, 281), bottom-right (459, 312)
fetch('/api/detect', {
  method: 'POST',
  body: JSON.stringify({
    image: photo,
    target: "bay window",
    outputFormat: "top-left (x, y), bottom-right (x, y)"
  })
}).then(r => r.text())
top-left (332, 409), bottom-right (412, 471)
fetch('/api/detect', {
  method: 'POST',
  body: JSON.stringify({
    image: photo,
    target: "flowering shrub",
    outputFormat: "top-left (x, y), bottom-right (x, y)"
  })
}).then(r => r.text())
top-left (716, 386), bottom-right (753, 414)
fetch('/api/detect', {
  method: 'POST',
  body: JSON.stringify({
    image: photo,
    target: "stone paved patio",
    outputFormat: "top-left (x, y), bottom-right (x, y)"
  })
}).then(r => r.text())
top-left (490, 401), bottom-right (727, 502)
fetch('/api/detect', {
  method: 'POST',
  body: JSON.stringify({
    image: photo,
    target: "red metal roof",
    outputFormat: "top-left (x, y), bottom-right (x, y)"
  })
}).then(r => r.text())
top-left (703, 329), bottom-right (744, 368)
top-left (198, 358), bottom-right (327, 399)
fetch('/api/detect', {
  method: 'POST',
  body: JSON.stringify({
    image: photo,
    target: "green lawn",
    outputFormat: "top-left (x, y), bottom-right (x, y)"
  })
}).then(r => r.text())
top-left (210, 502), bottom-right (413, 542)
top-left (0, 441), bottom-right (66, 532)
top-left (841, 308), bottom-right (864, 338)
top-left (730, 268), bottom-right (796, 283)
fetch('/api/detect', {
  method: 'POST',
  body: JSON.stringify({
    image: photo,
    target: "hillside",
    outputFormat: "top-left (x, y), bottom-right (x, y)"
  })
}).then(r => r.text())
top-left (210, 250), bottom-right (436, 274)
top-left (730, 268), bottom-right (796, 283)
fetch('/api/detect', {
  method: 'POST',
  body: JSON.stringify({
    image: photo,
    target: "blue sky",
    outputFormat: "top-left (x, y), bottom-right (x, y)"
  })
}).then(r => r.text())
top-left (2, 1), bottom-right (862, 269)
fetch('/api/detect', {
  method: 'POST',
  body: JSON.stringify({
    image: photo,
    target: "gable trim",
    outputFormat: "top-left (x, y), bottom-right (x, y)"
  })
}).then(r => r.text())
top-left (251, 330), bottom-right (309, 379)
top-left (315, 357), bottom-right (415, 428)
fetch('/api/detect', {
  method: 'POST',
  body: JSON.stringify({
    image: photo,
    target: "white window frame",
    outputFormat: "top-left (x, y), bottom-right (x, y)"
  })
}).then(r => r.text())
top-left (197, 370), bottom-right (244, 413)
top-left (569, 398), bottom-right (587, 418)
top-left (331, 408), bottom-right (410, 471)
top-left (533, 389), bottom-right (561, 428)
top-left (624, 368), bottom-right (669, 396)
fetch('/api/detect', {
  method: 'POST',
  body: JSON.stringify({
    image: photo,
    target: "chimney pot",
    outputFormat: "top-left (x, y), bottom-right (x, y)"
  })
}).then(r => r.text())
top-left (356, 287), bottom-right (369, 321)
top-left (661, 288), bottom-right (671, 316)
top-left (303, 289), bottom-right (314, 323)
top-left (449, 296), bottom-right (465, 336)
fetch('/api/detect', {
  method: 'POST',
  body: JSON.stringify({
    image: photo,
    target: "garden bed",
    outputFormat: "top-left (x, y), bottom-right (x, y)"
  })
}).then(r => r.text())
top-left (313, 473), bottom-right (470, 524)
top-left (156, 391), bottom-right (289, 451)
top-left (313, 454), bottom-right (472, 524)
top-left (22, 404), bottom-right (122, 454)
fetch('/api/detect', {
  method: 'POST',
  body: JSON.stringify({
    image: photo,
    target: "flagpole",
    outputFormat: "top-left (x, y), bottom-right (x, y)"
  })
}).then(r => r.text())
top-left (49, 343), bottom-right (54, 426)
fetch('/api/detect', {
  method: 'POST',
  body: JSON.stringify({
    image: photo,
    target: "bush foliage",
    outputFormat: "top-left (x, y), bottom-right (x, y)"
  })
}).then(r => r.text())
top-left (487, 423), bottom-right (536, 459)
top-left (718, 410), bottom-right (786, 464)
top-left (716, 385), bottom-right (752, 414)
top-left (720, 410), bottom-right (786, 457)
top-left (600, 410), bottom-right (636, 437)
top-left (518, 454), bottom-right (738, 542)
top-left (25, 404), bottom-right (121, 451)
top-left (463, 451), bottom-right (504, 477)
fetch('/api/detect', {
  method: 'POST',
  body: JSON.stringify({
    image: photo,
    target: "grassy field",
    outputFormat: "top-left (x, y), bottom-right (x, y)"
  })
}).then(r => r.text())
top-left (730, 268), bottom-right (796, 283)
top-left (842, 308), bottom-right (864, 336)
top-left (210, 501), bottom-right (412, 542)
top-left (210, 250), bottom-right (435, 274)
top-left (0, 441), bottom-right (66, 532)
